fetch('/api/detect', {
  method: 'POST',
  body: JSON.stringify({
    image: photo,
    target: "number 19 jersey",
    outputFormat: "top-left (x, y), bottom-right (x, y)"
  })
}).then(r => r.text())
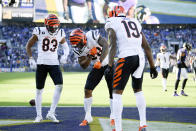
top-left (32, 27), bottom-right (65, 65)
top-left (105, 16), bottom-right (142, 58)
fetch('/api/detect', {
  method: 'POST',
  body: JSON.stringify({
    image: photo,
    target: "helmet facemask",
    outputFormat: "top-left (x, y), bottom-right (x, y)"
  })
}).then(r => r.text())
top-left (45, 14), bottom-right (60, 34)
top-left (46, 25), bottom-right (59, 33)
top-left (73, 41), bottom-right (87, 53)
top-left (69, 28), bottom-right (87, 52)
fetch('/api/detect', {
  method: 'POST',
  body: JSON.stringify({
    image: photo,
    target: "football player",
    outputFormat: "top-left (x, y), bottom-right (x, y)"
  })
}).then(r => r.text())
top-left (26, 14), bottom-right (69, 123)
top-left (192, 56), bottom-right (196, 82)
top-left (69, 28), bottom-right (115, 126)
top-left (105, 5), bottom-right (158, 131)
top-left (155, 45), bottom-right (176, 91)
top-left (174, 43), bottom-right (192, 96)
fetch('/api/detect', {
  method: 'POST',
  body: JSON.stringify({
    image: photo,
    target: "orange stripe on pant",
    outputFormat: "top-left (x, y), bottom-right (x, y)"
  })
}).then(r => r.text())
top-left (114, 69), bottom-right (122, 80)
top-left (113, 58), bottom-right (125, 89)
top-left (117, 58), bottom-right (125, 63)
top-left (113, 77), bottom-right (121, 85)
top-left (115, 63), bottom-right (124, 72)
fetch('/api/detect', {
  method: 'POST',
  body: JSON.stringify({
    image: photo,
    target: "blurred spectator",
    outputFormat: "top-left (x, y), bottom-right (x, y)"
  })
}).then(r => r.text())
top-left (0, 43), bottom-right (8, 66)
top-left (135, 5), bottom-right (160, 24)
top-left (103, 0), bottom-right (119, 18)
top-left (0, 2), bottom-right (2, 22)
top-left (63, 0), bottom-right (72, 23)
top-left (93, 0), bottom-right (105, 23)
top-left (118, 0), bottom-right (138, 18)
top-left (68, 0), bottom-right (93, 23)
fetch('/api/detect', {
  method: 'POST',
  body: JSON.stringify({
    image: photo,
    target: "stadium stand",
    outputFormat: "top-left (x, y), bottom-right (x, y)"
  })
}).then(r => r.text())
top-left (0, 23), bottom-right (195, 72)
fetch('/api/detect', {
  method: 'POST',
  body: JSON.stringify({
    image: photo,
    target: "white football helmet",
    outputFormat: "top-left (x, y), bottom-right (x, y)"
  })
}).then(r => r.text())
top-left (134, 5), bottom-right (151, 23)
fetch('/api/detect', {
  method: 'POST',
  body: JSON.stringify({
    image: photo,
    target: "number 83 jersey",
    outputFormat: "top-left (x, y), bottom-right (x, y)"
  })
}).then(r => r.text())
top-left (32, 27), bottom-right (65, 65)
top-left (105, 16), bottom-right (142, 58)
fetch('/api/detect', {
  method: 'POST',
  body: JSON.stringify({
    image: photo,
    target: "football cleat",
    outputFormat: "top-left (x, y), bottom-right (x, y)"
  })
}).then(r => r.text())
top-left (46, 112), bottom-right (59, 123)
top-left (110, 119), bottom-right (115, 126)
top-left (79, 120), bottom-right (88, 126)
top-left (173, 92), bottom-right (179, 96)
top-left (181, 90), bottom-right (188, 96)
top-left (33, 115), bottom-right (43, 123)
top-left (79, 117), bottom-right (93, 126)
top-left (139, 125), bottom-right (147, 131)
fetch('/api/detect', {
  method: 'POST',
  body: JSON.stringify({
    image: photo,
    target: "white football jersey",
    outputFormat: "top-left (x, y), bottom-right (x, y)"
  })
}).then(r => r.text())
top-left (105, 16), bottom-right (142, 58)
top-left (73, 30), bottom-right (108, 66)
top-left (32, 27), bottom-right (65, 65)
top-left (157, 52), bottom-right (171, 69)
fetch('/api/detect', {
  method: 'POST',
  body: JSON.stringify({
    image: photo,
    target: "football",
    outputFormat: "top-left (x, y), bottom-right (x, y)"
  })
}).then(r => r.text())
top-left (29, 99), bottom-right (35, 106)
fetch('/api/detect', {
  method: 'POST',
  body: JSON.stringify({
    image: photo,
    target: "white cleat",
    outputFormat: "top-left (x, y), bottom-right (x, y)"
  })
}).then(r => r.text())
top-left (46, 112), bottom-right (59, 123)
top-left (33, 116), bottom-right (43, 123)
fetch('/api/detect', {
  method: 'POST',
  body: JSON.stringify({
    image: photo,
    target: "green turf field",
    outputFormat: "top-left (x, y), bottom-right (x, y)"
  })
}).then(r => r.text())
top-left (0, 72), bottom-right (195, 107)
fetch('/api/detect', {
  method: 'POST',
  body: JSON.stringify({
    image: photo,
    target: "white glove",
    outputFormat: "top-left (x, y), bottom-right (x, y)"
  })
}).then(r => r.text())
top-left (29, 57), bottom-right (37, 69)
top-left (60, 55), bottom-right (68, 64)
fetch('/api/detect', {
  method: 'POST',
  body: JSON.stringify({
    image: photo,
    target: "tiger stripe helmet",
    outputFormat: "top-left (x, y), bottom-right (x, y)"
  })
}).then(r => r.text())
top-left (69, 28), bottom-right (87, 49)
top-left (113, 5), bottom-right (125, 17)
top-left (44, 14), bottom-right (60, 33)
top-left (108, 10), bottom-right (115, 18)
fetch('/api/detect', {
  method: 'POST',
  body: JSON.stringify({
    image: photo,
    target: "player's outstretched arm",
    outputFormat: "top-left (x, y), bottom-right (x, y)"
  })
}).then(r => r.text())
top-left (26, 34), bottom-right (38, 57)
top-left (78, 55), bottom-right (92, 69)
top-left (107, 28), bottom-right (117, 67)
top-left (60, 38), bottom-right (70, 64)
top-left (98, 36), bottom-right (109, 63)
top-left (141, 32), bottom-right (158, 79)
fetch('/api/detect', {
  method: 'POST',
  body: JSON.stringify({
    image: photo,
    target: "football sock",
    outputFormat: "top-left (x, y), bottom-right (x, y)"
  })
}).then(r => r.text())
top-left (49, 85), bottom-right (63, 114)
top-left (135, 91), bottom-right (146, 126)
top-left (113, 94), bottom-right (123, 131)
top-left (84, 97), bottom-right (92, 120)
top-left (175, 80), bottom-right (180, 91)
top-left (162, 78), bottom-right (167, 90)
top-left (35, 89), bottom-right (43, 116)
top-left (110, 99), bottom-right (114, 119)
top-left (182, 79), bottom-right (187, 90)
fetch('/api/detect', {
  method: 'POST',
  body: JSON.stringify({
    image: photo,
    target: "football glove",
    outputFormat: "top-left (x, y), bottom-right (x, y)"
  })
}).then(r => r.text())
top-left (104, 65), bottom-right (113, 76)
top-left (93, 61), bottom-right (102, 69)
top-left (89, 47), bottom-right (97, 56)
top-left (29, 57), bottom-right (37, 69)
top-left (60, 55), bottom-right (68, 64)
top-left (150, 67), bottom-right (158, 79)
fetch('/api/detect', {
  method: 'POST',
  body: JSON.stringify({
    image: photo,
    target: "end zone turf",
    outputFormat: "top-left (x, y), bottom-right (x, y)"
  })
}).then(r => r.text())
top-left (0, 107), bottom-right (196, 131)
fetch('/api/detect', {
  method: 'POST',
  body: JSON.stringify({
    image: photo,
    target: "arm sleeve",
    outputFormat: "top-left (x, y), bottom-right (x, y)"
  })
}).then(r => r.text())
top-left (91, 30), bottom-right (100, 42)
top-left (105, 18), bottom-right (115, 31)
top-left (61, 29), bottom-right (66, 39)
top-left (73, 47), bottom-right (90, 57)
top-left (61, 42), bottom-right (70, 57)
top-left (32, 27), bottom-right (40, 36)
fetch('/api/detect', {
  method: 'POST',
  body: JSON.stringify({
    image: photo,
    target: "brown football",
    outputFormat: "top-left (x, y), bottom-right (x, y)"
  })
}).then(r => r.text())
top-left (29, 99), bottom-right (35, 106)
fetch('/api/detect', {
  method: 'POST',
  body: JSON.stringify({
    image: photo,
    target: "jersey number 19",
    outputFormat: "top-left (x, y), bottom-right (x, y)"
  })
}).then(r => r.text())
top-left (121, 21), bottom-right (140, 38)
